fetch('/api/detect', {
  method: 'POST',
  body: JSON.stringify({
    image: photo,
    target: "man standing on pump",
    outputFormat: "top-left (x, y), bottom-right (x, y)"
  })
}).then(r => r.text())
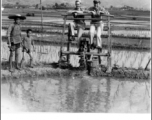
top-left (68, 0), bottom-right (86, 52)
top-left (7, 14), bottom-right (26, 72)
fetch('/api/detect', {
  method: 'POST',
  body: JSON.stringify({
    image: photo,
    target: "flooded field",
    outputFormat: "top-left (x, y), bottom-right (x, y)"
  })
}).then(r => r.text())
top-left (1, 9), bottom-right (151, 114)
top-left (1, 75), bottom-right (150, 113)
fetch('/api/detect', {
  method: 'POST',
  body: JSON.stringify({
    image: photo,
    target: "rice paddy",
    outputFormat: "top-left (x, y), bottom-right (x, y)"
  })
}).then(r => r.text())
top-left (1, 28), bottom-right (151, 39)
top-left (1, 41), bottom-right (150, 69)
top-left (1, 8), bottom-right (151, 113)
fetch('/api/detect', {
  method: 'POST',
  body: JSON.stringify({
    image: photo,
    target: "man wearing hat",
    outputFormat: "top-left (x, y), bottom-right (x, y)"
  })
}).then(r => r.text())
top-left (67, 0), bottom-right (86, 52)
top-left (88, 0), bottom-right (109, 52)
top-left (7, 14), bottom-right (26, 72)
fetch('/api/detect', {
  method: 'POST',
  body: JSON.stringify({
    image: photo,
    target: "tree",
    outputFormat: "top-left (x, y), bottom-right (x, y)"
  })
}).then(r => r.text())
top-left (55, 3), bottom-right (58, 8)
top-left (16, 2), bottom-right (20, 9)
top-left (35, 4), bottom-right (39, 9)
top-left (16, 2), bottom-right (19, 5)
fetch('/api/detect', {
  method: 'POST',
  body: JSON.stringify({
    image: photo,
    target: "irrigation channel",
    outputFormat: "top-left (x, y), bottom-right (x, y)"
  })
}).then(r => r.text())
top-left (1, 14), bottom-right (151, 113)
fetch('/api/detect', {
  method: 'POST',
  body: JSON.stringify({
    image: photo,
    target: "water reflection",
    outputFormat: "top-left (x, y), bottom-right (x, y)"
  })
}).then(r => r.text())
top-left (1, 75), bottom-right (150, 113)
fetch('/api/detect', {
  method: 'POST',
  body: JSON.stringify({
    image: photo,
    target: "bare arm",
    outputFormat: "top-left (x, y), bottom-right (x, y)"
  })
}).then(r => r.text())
top-left (31, 38), bottom-right (35, 51)
top-left (7, 25), bottom-right (13, 47)
top-left (21, 37), bottom-right (25, 47)
top-left (100, 7), bottom-right (110, 15)
top-left (20, 25), bottom-right (23, 41)
top-left (84, 7), bottom-right (97, 16)
top-left (67, 9), bottom-right (84, 16)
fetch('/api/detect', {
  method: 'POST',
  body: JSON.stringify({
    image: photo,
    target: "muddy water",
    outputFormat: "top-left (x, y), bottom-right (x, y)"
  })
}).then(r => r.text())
top-left (1, 75), bottom-right (150, 113)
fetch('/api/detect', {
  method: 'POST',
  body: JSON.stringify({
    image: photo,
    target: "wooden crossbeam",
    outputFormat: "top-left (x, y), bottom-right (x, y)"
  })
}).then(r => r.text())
top-left (73, 26), bottom-right (109, 30)
top-left (62, 13), bottom-right (114, 17)
top-left (66, 18), bottom-right (107, 21)
top-left (73, 34), bottom-right (108, 38)
top-left (62, 51), bottom-right (109, 57)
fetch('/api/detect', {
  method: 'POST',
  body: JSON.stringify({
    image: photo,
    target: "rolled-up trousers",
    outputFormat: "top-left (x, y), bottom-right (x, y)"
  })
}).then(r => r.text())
top-left (89, 21), bottom-right (104, 48)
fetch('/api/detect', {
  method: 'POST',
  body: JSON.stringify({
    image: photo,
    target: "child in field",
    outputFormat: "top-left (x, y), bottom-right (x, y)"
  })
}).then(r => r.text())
top-left (20, 29), bottom-right (35, 68)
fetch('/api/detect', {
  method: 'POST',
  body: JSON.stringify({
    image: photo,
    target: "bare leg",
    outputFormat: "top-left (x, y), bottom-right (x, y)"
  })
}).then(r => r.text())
top-left (20, 52), bottom-right (25, 68)
top-left (15, 47), bottom-right (21, 70)
top-left (9, 51), bottom-right (14, 72)
top-left (29, 53), bottom-right (34, 68)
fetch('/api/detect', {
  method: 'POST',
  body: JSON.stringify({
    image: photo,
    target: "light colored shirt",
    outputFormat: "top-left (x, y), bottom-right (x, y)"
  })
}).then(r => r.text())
top-left (7, 23), bottom-right (22, 44)
top-left (88, 6), bottom-right (109, 24)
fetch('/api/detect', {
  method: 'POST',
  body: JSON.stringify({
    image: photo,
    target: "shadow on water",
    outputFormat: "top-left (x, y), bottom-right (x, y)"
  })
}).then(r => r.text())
top-left (1, 74), bottom-right (150, 113)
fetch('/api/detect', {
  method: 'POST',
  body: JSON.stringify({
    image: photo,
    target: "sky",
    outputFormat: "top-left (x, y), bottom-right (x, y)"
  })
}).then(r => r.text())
top-left (2, 0), bottom-right (151, 10)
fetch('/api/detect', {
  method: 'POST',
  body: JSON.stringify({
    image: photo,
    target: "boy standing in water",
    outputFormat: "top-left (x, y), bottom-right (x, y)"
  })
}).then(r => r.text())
top-left (20, 29), bottom-right (35, 68)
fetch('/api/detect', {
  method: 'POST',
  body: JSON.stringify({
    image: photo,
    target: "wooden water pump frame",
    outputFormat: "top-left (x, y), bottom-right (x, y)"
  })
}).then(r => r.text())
top-left (59, 13), bottom-right (114, 73)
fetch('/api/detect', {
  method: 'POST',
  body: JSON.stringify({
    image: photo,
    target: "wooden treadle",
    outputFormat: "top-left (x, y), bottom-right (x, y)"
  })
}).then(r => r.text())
top-left (62, 51), bottom-right (109, 57)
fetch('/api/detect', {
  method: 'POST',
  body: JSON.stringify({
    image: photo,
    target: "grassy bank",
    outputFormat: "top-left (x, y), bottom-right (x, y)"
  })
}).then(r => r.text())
top-left (1, 62), bottom-right (150, 80)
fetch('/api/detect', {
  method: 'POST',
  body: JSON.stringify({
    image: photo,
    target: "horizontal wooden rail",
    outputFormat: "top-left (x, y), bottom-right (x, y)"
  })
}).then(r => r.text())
top-left (111, 21), bottom-right (150, 26)
top-left (115, 15), bottom-right (150, 19)
top-left (62, 13), bottom-right (114, 17)
top-left (2, 18), bottom-right (150, 26)
top-left (66, 18), bottom-right (107, 21)
top-left (62, 51), bottom-right (109, 56)
top-left (69, 34), bottom-right (150, 39)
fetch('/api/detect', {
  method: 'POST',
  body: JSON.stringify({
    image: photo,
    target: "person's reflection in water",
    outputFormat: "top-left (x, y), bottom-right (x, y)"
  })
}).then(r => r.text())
top-left (8, 78), bottom-right (20, 98)
top-left (9, 79), bottom-right (14, 97)
top-left (75, 79), bottom-right (91, 112)
top-left (19, 78), bottom-right (35, 110)
top-left (64, 78), bottom-right (76, 112)
top-left (104, 78), bottom-right (111, 112)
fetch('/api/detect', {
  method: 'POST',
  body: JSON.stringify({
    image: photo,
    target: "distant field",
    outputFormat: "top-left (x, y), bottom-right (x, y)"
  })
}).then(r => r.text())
top-left (2, 8), bottom-right (150, 21)
top-left (2, 8), bottom-right (150, 51)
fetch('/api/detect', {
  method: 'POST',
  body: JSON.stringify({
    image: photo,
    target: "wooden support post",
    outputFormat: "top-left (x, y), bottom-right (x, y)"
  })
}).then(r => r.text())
top-left (107, 17), bottom-right (112, 73)
top-left (145, 58), bottom-right (151, 70)
top-left (40, 0), bottom-right (43, 56)
top-left (60, 16), bottom-right (67, 60)
top-left (67, 40), bottom-right (71, 63)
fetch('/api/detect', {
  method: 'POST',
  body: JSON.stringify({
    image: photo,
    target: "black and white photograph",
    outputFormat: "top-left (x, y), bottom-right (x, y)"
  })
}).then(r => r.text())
top-left (1, 0), bottom-right (151, 117)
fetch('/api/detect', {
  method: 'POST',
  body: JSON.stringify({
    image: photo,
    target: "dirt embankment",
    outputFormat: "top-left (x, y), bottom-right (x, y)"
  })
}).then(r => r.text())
top-left (1, 62), bottom-right (150, 80)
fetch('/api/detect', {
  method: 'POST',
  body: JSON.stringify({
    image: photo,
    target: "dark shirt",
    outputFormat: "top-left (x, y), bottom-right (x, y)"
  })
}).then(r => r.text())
top-left (7, 23), bottom-right (22, 44)
top-left (73, 8), bottom-right (85, 25)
